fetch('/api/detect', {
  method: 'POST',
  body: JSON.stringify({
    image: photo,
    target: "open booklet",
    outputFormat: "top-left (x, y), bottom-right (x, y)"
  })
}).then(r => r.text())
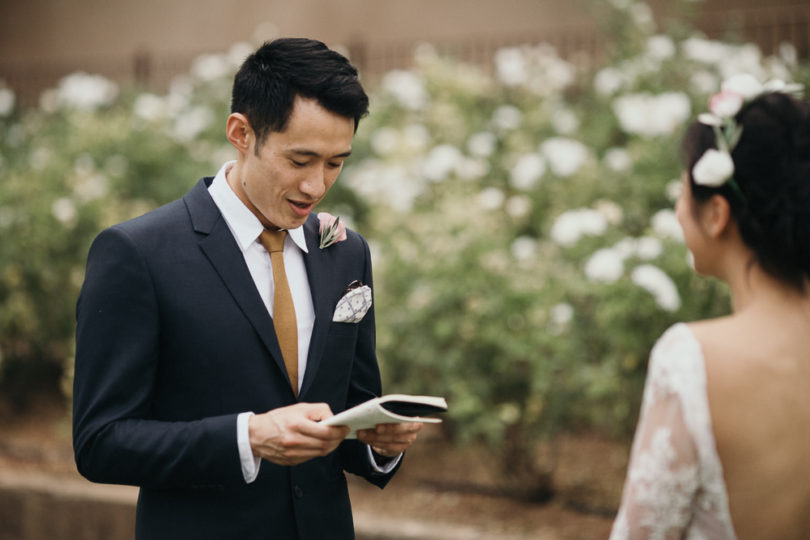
top-left (322, 394), bottom-right (447, 439)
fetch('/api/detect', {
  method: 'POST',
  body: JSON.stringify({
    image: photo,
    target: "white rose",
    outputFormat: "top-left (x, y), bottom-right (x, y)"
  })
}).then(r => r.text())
top-left (631, 265), bottom-right (681, 312)
top-left (692, 149), bottom-right (734, 187)
top-left (494, 47), bottom-right (527, 87)
top-left (511, 236), bottom-right (538, 261)
top-left (594, 67), bottom-right (623, 96)
top-left (0, 88), bottom-right (15, 117)
top-left (477, 187), bottom-right (505, 210)
top-left (604, 147), bottom-right (632, 172)
top-left (540, 137), bottom-right (589, 177)
top-left (721, 73), bottom-right (763, 100)
top-left (550, 303), bottom-right (574, 326)
top-left (584, 248), bottom-right (625, 283)
top-left (652, 209), bottom-right (684, 242)
top-left (381, 70), bottom-right (428, 111)
top-left (510, 153), bottom-right (546, 190)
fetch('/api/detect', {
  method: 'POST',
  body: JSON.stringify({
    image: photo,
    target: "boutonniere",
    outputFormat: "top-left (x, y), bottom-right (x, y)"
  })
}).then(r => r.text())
top-left (318, 212), bottom-right (348, 249)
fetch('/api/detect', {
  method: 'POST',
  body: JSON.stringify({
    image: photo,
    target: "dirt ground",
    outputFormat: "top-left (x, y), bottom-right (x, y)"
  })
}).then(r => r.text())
top-left (0, 395), bottom-right (626, 539)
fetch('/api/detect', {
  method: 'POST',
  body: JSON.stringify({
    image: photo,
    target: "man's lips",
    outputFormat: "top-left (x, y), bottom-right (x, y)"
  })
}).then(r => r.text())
top-left (288, 199), bottom-right (315, 216)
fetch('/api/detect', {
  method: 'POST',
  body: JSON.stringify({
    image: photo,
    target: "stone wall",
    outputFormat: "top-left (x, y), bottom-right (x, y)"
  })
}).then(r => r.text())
top-left (0, 470), bottom-right (502, 540)
top-left (0, 471), bottom-right (136, 540)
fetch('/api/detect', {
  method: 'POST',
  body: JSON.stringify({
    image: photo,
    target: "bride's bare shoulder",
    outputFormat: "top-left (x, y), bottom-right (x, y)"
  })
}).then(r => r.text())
top-left (684, 317), bottom-right (738, 348)
top-left (683, 316), bottom-right (756, 377)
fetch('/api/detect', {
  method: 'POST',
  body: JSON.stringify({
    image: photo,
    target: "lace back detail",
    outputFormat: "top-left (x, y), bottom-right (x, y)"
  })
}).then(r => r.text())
top-left (610, 323), bottom-right (736, 539)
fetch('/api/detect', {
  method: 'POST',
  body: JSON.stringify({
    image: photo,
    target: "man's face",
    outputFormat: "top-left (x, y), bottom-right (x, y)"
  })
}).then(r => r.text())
top-left (233, 96), bottom-right (355, 230)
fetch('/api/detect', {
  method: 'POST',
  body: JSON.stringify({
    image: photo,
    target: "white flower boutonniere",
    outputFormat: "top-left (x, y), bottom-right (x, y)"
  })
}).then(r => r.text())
top-left (318, 212), bottom-right (347, 249)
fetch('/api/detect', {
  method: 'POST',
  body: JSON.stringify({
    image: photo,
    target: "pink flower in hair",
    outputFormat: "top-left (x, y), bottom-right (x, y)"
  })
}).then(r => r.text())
top-left (709, 90), bottom-right (744, 119)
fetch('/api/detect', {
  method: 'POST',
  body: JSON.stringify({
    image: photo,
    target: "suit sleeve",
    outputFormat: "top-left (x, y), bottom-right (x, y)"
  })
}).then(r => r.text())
top-left (337, 234), bottom-right (402, 487)
top-left (73, 226), bottom-right (244, 488)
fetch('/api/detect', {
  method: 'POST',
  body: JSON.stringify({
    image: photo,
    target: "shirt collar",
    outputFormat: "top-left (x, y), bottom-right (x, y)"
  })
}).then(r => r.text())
top-left (208, 161), bottom-right (309, 254)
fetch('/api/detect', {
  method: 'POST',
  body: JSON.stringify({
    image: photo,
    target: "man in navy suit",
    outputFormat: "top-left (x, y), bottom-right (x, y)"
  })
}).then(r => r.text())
top-left (73, 38), bottom-right (422, 540)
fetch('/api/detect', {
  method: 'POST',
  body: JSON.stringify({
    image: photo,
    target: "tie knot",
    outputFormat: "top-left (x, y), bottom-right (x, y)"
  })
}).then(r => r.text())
top-left (260, 229), bottom-right (287, 253)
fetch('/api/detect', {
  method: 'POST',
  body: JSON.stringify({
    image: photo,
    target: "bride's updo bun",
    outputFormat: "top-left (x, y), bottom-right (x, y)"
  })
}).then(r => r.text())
top-left (683, 91), bottom-right (810, 290)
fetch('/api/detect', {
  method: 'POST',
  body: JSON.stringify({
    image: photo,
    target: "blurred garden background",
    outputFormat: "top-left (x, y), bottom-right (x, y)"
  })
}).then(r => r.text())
top-left (1, 0), bottom-right (810, 538)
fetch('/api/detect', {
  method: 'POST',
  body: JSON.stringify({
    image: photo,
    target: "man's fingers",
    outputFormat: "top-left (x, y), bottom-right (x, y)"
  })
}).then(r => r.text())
top-left (300, 402), bottom-right (335, 422)
top-left (296, 420), bottom-right (350, 441)
top-left (249, 403), bottom-right (350, 466)
top-left (359, 422), bottom-right (423, 439)
top-left (356, 422), bottom-right (423, 454)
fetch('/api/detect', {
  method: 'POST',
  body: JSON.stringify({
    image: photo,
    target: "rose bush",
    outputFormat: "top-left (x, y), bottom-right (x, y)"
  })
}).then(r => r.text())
top-left (339, 1), bottom-right (807, 497)
top-left (1, 0), bottom-right (808, 497)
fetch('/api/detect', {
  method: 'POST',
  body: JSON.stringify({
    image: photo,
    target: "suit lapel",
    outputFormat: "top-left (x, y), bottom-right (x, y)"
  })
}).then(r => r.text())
top-left (299, 215), bottom-right (332, 398)
top-left (184, 179), bottom-right (290, 386)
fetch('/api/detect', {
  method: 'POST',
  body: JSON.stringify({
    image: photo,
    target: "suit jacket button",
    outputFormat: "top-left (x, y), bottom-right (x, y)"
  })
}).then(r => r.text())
top-left (294, 485), bottom-right (304, 498)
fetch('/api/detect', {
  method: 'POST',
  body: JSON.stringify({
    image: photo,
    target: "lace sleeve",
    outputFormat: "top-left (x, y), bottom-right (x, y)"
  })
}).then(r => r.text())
top-left (610, 324), bottom-right (705, 539)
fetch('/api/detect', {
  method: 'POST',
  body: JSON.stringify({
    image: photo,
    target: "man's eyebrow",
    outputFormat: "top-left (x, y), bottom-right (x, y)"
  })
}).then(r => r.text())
top-left (289, 148), bottom-right (353, 159)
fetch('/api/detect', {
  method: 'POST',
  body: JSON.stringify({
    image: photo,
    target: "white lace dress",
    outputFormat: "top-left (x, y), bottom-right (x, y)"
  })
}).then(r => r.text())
top-left (610, 323), bottom-right (737, 539)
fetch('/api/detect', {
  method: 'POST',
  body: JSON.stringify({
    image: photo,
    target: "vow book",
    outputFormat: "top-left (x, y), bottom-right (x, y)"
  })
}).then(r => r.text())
top-left (322, 394), bottom-right (447, 439)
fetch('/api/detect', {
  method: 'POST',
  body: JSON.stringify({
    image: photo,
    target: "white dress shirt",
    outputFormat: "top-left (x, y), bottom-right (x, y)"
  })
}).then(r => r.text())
top-left (208, 161), bottom-right (399, 483)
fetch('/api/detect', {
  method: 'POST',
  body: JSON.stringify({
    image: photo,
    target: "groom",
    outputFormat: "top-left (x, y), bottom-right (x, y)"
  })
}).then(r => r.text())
top-left (73, 38), bottom-right (422, 540)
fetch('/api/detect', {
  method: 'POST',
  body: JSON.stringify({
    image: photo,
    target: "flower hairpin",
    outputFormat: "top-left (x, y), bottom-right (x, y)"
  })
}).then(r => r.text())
top-left (693, 74), bottom-right (804, 200)
top-left (318, 212), bottom-right (348, 249)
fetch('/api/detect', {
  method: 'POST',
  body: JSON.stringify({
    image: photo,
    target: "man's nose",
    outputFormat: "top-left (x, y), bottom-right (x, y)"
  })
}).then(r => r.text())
top-left (299, 166), bottom-right (327, 199)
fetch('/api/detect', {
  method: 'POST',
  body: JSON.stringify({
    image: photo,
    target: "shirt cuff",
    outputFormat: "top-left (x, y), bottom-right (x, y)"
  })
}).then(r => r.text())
top-left (237, 412), bottom-right (261, 483)
top-left (366, 444), bottom-right (402, 474)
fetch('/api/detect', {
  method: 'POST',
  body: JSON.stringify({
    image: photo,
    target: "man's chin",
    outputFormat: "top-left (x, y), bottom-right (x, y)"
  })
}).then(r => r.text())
top-left (279, 213), bottom-right (311, 230)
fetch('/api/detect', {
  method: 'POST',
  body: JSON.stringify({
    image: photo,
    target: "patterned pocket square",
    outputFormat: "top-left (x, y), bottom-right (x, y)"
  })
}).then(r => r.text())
top-left (332, 283), bottom-right (372, 323)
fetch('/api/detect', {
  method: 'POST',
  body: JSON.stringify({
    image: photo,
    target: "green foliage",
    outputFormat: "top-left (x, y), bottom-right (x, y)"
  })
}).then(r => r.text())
top-left (0, 1), bottom-right (806, 494)
top-left (336, 2), bottom-right (803, 494)
top-left (0, 68), bottom-right (229, 400)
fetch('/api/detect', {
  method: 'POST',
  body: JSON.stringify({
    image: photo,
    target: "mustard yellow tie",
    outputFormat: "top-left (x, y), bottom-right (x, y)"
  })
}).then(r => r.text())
top-left (259, 229), bottom-right (298, 397)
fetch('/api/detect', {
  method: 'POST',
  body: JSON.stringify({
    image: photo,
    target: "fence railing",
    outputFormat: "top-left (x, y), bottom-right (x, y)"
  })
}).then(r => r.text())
top-left (2, 5), bottom-right (808, 108)
top-left (699, 4), bottom-right (810, 58)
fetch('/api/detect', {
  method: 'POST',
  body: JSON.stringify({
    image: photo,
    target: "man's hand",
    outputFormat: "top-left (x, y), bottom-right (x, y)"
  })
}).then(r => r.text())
top-left (356, 422), bottom-right (423, 458)
top-left (249, 403), bottom-right (350, 466)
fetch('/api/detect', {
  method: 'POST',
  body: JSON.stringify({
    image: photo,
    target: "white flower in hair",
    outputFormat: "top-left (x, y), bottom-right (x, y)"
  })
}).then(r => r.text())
top-left (692, 73), bottom-right (762, 191)
top-left (696, 113), bottom-right (723, 126)
top-left (762, 79), bottom-right (804, 96)
top-left (692, 149), bottom-right (735, 187)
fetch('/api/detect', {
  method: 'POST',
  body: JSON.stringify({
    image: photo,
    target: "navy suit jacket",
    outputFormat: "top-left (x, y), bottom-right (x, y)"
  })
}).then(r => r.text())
top-left (73, 178), bottom-right (397, 540)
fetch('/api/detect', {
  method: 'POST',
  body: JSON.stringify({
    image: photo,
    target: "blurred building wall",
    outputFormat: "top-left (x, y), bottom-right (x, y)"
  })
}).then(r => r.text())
top-left (0, 0), bottom-right (592, 61)
top-left (1, 0), bottom-right (808, 105)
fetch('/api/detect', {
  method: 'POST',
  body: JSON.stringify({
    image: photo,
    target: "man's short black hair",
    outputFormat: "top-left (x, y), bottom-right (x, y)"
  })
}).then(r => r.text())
top-left (231, 38), bottom-right (369, 147)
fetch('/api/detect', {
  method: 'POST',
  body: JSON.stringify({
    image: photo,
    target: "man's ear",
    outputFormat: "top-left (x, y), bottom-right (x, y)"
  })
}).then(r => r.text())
top-left (225, 113), bottom-right (252, 155)
top-left (703, 193), bottom-right (733, 238)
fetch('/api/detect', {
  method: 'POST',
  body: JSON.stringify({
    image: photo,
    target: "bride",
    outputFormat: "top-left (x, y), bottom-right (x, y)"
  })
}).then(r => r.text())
top-left (611, 76), bottom-right (810, 539)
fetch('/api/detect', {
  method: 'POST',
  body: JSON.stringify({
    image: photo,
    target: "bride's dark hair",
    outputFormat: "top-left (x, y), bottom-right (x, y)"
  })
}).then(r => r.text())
top-left (682, 91), bottom-right (810, 290)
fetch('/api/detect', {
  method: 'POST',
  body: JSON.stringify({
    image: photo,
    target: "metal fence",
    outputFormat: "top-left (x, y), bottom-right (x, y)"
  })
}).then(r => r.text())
top-left (2, 4), bottom-right (809, 108)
